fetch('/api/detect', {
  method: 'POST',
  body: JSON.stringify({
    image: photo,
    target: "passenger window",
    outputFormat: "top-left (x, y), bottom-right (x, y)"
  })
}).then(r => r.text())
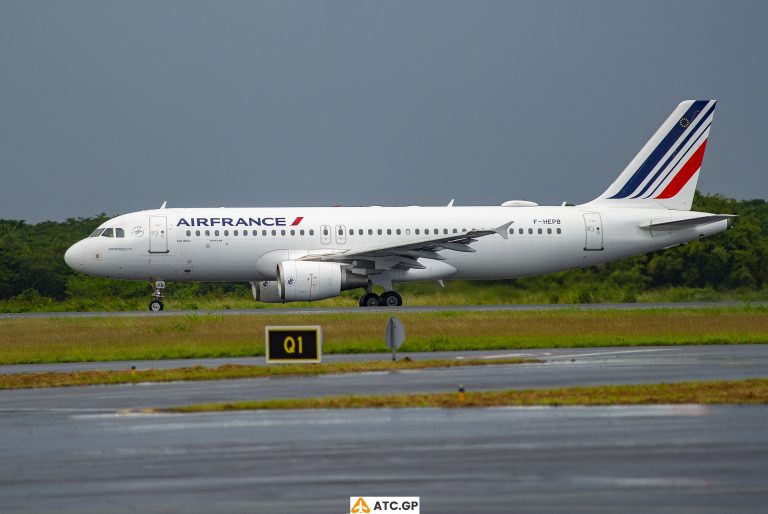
top-left (538, 228), bottom-right (542, 234)
top-left (186, 230), bottom-right (191, 237)
top-left (415, 229), bottom-right (420, 235)
top-left (215, 230), bottom-right (220, 236)
top-left (272, 230), bottom-right (277, 236)
top-left (323, 228), bottom-right (329, 236)
top-left (233, 230), bottom-right (238, 236)
top-left (424, 229), bottom-right (429, 235)
top-left (519, 228), bottom-right (523, 234)
top-left (557, 228), bottom-right (562, 234)
top-left (280, 230), bottom-right (286, 236)
top-left (349, 229), bottom-right (353, 235)
top-left (378, 229), bottom-right (382, 235)
top-left (528, 228), bottom-right (533, 234)
top-left (338, 228), bottom-right (343, 235)
top-left (116, 228), bottom-right (125, 238)
top-left (224, 230), bottom-right (229, 236)
top-left (396, 229), bottom-right (401, 235)
top-left (205, 230), bottom-right (210, 236)
top-left (453, 228), bottom-right (457, 233)
top-left (309, 229), bottom-right (314, 236)
top-left (358, 229), bottom-right (363, 235)
top-left (300, 229), bottom-right (305, 236)
top-left (102, 228), bottom-right (114, 237)
top-left (443, 229), bottom-right (448, 234)
top-left (290, 229), bottom-right (295, 236)
top-left (509, 228), bottom-right (514, 234)
top-left (406, 229), bottom-right (411, 235)
top-left (195, 230), bottom-right (200, 236)
top-left (262, 230), bottom-right (267, 236)
top-left (387, 229), bottom-right (392, 235)
top-left (547, 228), bottom-right (552, 234)
top-left (243, 230), bottom-right (248, 236)
top-left (368, 229), bottom-right (373, 235)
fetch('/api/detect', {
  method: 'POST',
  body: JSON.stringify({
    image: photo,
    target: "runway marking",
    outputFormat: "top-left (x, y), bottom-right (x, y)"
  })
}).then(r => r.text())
top-left (478, 353), bottom-right (537, 360)
top-left (545, 348), bottom-right (675, 360)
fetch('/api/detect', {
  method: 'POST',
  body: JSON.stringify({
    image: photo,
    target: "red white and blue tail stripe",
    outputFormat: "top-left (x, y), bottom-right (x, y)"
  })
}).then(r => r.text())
top-left (592, 100), bottom-right (716, 210)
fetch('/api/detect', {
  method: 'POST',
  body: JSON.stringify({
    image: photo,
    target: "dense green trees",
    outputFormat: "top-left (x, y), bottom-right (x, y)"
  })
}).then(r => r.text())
top-left (0, 192), bottom-right (765, 310)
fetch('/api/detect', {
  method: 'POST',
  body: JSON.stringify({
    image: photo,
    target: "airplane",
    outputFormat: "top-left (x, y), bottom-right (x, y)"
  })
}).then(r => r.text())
top-left (64, 100), bottom-right (733, 311)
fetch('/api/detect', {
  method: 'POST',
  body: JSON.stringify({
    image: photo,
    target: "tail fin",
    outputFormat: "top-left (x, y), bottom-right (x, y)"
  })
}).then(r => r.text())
top-left (589, 100), bottom-right (716, 210)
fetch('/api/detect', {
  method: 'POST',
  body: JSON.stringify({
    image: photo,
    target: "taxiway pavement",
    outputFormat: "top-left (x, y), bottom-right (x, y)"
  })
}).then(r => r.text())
top-left (2, 345), bottom-right (767, 513)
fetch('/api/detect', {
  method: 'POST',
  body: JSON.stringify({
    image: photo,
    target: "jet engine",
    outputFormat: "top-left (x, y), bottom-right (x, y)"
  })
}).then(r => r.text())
top-left (277, 261), bottom-right (367, 302)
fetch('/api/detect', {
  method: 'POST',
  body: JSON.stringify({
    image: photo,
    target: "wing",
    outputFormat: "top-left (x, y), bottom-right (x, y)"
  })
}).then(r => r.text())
top-left (300, 221), bottom-right (513, 273)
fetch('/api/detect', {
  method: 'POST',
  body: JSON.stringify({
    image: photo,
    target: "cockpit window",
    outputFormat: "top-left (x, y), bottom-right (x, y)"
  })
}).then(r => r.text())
top-left (115, 228), bottom-right (125, 238)
top-left (102, 228), bottom-right (114, 238)
top-left (89, 229), bottom-right (105, 237)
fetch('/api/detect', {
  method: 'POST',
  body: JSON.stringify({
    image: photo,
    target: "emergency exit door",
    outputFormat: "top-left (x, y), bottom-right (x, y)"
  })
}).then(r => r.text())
top-left (583, 213), bottom-right (604, 251)
top-left (149, 215), bottom-right (169, 253)
top-left (335, 225), bottom-right (347, 245)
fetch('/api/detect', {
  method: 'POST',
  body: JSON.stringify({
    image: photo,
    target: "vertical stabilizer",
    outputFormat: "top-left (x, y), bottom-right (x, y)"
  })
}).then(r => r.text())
top-left (588, 100), bottom-right (716, 210)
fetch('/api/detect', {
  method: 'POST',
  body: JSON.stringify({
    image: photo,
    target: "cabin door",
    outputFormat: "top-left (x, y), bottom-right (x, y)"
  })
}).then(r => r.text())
top-left (583, 213), bottom-right (604, 251)
top-left (149, 215), bottom-right (169, 253)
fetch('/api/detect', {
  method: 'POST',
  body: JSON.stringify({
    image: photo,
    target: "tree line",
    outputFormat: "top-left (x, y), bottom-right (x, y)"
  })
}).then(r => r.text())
top-left (0, 192), bottom-right (765, 306)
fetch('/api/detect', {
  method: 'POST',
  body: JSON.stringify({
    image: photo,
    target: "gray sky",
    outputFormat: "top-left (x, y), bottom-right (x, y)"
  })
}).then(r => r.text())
top-left (1, 0), bottom-right (766, 222)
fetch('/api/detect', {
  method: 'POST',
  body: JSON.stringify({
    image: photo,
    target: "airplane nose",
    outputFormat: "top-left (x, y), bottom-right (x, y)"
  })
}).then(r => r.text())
top-left (64, 242), bottom-right (83, 269)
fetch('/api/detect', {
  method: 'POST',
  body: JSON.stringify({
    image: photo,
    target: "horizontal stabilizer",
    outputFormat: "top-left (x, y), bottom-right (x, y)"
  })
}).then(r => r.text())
top-left (640, 214), bottom-right (736, 231)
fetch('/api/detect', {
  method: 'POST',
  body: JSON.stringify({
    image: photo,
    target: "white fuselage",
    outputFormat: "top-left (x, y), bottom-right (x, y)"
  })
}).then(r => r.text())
top-left (64, 205), bottom-right (727, 284)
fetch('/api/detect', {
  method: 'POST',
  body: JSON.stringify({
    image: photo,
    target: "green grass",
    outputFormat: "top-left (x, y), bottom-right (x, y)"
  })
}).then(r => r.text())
top-left (0, 358), bottom-right (540, 389)
top-left (164, 378), bottom-right (768, 412)
top-left (0, 307), bottom-right (766, 364)
top-left (2, 280), bottom-right (768, 313)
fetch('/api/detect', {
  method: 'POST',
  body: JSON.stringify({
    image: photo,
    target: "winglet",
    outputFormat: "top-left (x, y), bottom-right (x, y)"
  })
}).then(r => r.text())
top-left (495, 221), bottom-right (513, 240)
top-left (447, 199), bottom-right (455, 207)
top-left (160, 201), bottom-right (167, 209)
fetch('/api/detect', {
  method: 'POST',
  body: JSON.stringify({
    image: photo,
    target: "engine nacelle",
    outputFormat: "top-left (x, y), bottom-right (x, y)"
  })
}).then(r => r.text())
top-left (250, 280), bottom-right (282, 303)
top-left (277, 261), bottom-right (366, 302)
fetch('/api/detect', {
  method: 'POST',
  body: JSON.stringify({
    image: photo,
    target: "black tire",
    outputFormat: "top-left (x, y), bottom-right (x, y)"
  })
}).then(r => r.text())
top-left (149, 300), bottom-right (164, 312)
top-left (380, 291), bottom-right (403, 307)
top-left (360, 292), bottom-right (381, 307)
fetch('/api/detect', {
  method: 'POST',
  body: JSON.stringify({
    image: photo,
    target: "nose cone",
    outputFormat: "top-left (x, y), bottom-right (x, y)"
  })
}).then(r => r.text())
top-left (64, 241), bottom-right (84, 270)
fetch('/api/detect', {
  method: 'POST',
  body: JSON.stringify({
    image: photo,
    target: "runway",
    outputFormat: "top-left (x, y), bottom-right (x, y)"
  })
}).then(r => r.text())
top-left (2, 345), bottom-right (768, 411)
top-left (1, 300), bottom-right (765, 319)
top-left (0, 406), bottom-right (766, 513)
top-left (2, 345), bottom-right (767, 512)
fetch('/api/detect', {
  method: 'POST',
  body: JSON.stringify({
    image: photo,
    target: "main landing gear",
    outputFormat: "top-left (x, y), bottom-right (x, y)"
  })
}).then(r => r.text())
top-left (148, 280), bottom-right (165, 312)
top-left (358, 290), bottom-right (403, 307)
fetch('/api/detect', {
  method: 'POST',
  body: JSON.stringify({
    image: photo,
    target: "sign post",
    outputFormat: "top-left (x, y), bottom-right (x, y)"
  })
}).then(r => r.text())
top-left (265, 326), bottom-right (322, 363)
top-left (384, 317), bottom-right (405, 361)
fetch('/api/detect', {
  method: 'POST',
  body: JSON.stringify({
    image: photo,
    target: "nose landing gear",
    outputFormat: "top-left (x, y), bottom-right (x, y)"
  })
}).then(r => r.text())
top-left (148, 280), bottom-right (165, 311)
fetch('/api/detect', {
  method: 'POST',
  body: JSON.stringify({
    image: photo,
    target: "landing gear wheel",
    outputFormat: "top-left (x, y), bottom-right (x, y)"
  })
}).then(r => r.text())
top-left (380, 291), bottom-right (403, 307)
top-left (148, 280), bottom-right (166, 312)
top-left (359, 292), bottom-right (381, 307)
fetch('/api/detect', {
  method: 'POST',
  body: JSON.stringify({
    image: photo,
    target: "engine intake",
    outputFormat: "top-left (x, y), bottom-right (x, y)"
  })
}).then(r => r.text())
top-left (250, 280), bottom-right (282, 303)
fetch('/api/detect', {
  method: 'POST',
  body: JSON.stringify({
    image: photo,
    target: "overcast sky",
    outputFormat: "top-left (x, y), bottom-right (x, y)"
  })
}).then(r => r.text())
top-left (1, 0), bottom-right (766, 222)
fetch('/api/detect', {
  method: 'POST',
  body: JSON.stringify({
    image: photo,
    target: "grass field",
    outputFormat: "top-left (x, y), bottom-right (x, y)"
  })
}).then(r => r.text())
top-left (0, 358), bottom-right (540, 390)
top-left (165, 378), bottom-right (768, 412)
top-left (0, 306), bottom-right (766, 365)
